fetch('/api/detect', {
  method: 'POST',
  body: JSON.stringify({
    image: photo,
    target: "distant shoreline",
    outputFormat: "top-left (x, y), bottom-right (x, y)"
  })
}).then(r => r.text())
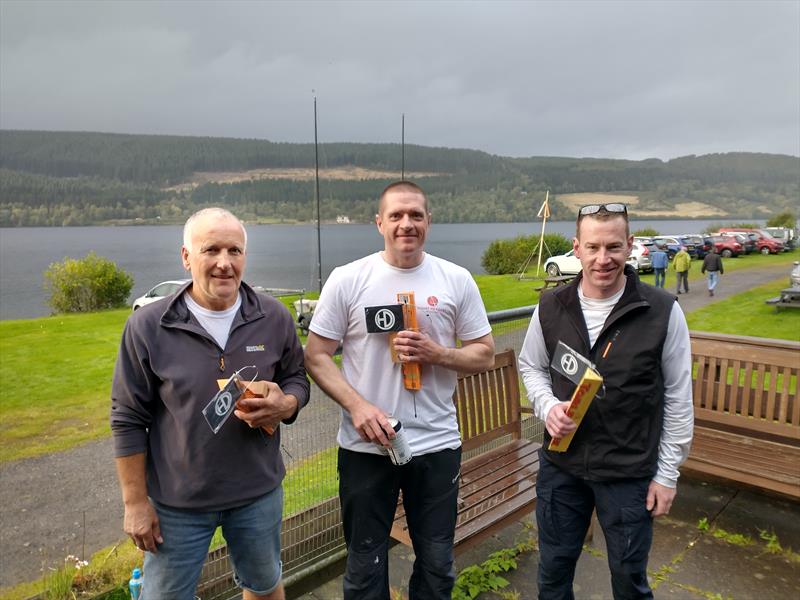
top-left (0, 215), bottom-right (768, 229)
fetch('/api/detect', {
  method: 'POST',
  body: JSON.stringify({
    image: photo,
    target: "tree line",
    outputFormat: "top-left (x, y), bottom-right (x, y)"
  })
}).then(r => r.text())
top-left (0, 130), bottom-right (797, 227)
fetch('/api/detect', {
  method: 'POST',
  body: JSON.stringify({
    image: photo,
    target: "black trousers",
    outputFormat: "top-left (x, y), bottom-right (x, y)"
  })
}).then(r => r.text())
top-left (536, 453), bottom-right (654, 600)
top-left (338, 446), bottom-right (461, 600)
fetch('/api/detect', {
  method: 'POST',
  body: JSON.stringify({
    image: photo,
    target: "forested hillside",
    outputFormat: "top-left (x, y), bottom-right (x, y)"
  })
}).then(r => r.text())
top-left (0, 130), bottom-right (797, 226)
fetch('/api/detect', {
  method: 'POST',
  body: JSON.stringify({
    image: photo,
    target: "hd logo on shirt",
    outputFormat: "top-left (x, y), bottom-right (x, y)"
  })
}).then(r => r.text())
top-left (246, 345), bottom-right (265, 352)
top-left (364, 304), bottom-right (405, 333)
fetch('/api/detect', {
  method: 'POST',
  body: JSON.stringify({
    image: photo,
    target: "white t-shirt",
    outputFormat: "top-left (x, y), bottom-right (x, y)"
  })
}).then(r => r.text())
top-left (184, 291), bottom-right (242, 350)
top-left (309, 252), bottom-right (492, 456)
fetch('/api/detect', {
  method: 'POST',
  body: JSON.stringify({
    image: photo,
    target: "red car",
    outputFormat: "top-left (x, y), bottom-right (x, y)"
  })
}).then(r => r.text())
top-left (711, 236), bottom-right (742, 258)
top-left (718, 228), bottom-right (784, 254)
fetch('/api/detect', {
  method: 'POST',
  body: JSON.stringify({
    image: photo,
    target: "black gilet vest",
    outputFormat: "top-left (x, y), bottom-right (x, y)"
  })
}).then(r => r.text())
top-left (538, 266), bottom-right (676, 480)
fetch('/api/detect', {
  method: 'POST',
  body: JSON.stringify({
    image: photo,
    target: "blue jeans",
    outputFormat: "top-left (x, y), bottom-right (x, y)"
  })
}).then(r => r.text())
top-left (706, 270), bottom-right (720, 292)
top-left (536, 454), bottom-right (654, 600)
top-left (143, 487), bottom-right (283, 600)
top-left (338, 447), bottom-right (461, 600)
top-left (653, 268), bottom-right (666, 288)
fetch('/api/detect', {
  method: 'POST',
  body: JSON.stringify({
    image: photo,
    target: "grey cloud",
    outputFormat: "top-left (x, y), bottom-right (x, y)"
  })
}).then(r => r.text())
top-left (1, 0), bottom-right (797, 159)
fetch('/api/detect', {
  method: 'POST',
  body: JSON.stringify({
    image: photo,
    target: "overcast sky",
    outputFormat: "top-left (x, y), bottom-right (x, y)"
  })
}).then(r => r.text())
top-left (1, 0), bottom-right (798, 160)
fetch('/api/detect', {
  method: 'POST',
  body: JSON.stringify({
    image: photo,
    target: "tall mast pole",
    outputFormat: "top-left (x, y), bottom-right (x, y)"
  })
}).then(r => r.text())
top-left (401, 113), bottom-right (405, 180)
top-left (314, 97), bottom-right (322, 292)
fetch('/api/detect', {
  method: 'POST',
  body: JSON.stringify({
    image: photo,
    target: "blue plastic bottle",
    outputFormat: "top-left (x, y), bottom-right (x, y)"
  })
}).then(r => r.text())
top-left (129, 567), bottom-right (143, 599)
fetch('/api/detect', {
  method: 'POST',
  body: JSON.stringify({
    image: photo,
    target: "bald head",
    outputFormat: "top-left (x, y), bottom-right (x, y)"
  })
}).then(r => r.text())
top-left (378, 180), bottom-right (429, 216)
top-left (183, 207), bottom-right (247, 252)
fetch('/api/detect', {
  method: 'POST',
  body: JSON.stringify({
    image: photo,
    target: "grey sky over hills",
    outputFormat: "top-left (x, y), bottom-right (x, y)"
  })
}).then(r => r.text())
top-left (1, 0), bottom-right (798, 160)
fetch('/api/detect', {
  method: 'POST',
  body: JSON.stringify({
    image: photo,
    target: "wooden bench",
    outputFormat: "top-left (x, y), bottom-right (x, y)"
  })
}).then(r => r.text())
top-left (391, 349), bottom-right (541, 555)
top-left (535, 275), bottom-right (575, 292)
top-left (682, 332), bottom-right (800, 499)
top-left (765, 287), bottom-right (800, 311)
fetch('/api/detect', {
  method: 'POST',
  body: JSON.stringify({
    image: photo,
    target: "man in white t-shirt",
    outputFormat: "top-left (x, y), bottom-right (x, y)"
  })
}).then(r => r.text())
top-left (305, 181), bottom-right (495, 600)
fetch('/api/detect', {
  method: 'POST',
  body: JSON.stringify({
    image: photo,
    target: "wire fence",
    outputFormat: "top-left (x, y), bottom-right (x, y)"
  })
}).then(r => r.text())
top-left (196, 306), bottom-right (541, 599)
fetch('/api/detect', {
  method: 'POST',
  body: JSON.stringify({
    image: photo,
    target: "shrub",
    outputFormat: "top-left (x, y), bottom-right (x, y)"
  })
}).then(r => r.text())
top-left (633, 227), bottom-right (660, 237)
top-left (482, 233), bottom-right (572, 275)
top-left (44, 252), bottom-right (134, 313)
top-left (766, 211), bottom-right (796, 229)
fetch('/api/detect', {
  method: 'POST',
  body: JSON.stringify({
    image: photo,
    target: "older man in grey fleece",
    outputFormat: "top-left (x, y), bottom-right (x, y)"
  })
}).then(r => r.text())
top-left (111, 207), bottom-right (309, 600)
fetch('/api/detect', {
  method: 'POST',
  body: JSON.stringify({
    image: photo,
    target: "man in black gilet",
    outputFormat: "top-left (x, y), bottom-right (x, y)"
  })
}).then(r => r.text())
top-left (519, 203), bottom-right (693, 600)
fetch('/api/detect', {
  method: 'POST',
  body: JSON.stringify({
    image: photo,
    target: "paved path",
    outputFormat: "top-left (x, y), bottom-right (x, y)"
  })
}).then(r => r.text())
top-left (300, 476), bottom-right (800, 600)
top-left (0, 263), bottom-right (791, 590)
top-left (668, 262), bottom-right (789, 314)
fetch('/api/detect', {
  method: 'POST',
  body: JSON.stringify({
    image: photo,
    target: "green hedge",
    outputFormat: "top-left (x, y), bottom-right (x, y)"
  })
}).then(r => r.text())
top-left (481, 233), bottom-right (572, 275)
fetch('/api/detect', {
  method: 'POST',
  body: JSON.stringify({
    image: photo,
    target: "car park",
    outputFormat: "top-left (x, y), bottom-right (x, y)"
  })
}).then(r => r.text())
top-left (710, 236), bottom-right (742, 258)
top-left (131, 279), bottom-right (190, 310)
top-left (718, 228), bottom-right (784, 254)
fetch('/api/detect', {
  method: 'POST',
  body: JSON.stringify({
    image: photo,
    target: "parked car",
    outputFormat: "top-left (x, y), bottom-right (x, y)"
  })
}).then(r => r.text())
top-left (710, 236), bottom-right (743, 258)
top-left (131, 279), bottom-right (190, 310)
top-left (718, 232), bottom-right (757, 254)
top-left (718, 228), bottom-right (784, 254)
top-left (544, 250), bottom-right (581, 276)
top-left (676, 235), bottom-right (714, 259)
top-left (629, 242), bottom-right (653, 272)
top-left (651, 236), bottom-right (682, 260)
top-left (764, 227), bottom-right (796, 251)
top-left (544, 249), bottom-right (643, 276)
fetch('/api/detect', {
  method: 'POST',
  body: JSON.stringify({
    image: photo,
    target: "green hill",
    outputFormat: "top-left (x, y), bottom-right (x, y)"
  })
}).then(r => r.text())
top-left (0, 130), bottom-right (797, 226)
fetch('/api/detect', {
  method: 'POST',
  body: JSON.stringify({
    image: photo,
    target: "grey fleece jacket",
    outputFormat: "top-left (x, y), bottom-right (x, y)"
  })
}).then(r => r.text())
top-left (110, 281), bottom-right (309, 511)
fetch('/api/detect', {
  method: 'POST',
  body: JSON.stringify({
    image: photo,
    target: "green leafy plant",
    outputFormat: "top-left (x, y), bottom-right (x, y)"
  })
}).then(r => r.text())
top-left (633, 227), bottom-right (660, 237)
top-left (766, 211), bottom-right (796, 228)
top-left (759, 529), bottom-right (783, 554)
top-left (452, 538), bottom-right (535, 600)
top-left (44, 252), bottom-right (133, 313)
top-left (481, 233), bottom-right (572, 275)
top-left (44, 555), bottom-right (88, 600)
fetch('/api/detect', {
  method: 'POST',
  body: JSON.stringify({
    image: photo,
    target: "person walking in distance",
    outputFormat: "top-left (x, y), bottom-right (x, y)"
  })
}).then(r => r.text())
top-left (701, 246), bottom-right (724, 297)
top-left (304, 181), bottom-right (495, 600)
top-left (518, 202), bottom-right (693, 599)
top-left (672, 246), bottom-right (691, 294)
top-left (651, 244), bottom-right (669, 289)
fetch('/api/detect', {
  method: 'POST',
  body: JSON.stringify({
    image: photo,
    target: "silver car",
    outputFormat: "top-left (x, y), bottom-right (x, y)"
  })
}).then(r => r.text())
top-left (629, 242), bottom-right (653, 273)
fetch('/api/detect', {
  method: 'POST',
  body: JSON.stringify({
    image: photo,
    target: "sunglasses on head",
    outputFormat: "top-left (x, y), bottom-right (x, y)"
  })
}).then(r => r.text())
top-left (578, 203), bottom-right (628, 216)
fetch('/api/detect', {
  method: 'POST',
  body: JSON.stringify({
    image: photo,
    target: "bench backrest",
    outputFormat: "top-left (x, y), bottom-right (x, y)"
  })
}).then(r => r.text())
top-left (690, 332), bottom-right (800, 444)
top-left (454, 349), bottom-right (522, 452)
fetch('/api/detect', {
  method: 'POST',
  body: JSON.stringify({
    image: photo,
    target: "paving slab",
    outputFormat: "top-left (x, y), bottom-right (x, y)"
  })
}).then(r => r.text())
top-left (297, 477), bottom-right (800, 600)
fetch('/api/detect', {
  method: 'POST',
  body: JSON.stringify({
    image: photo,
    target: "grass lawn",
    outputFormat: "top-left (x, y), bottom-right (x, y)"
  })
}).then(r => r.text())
top-left (0, 294), bottom-right (310, 463)
top-left (686, 279), bottom-right (800, 342)
top-left (0, 253), bottom-right (796, 463)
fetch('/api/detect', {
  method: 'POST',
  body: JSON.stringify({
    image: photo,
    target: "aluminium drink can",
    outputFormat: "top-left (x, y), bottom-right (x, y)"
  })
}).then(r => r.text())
top-left (387, 417), bottom-right (413, 465)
